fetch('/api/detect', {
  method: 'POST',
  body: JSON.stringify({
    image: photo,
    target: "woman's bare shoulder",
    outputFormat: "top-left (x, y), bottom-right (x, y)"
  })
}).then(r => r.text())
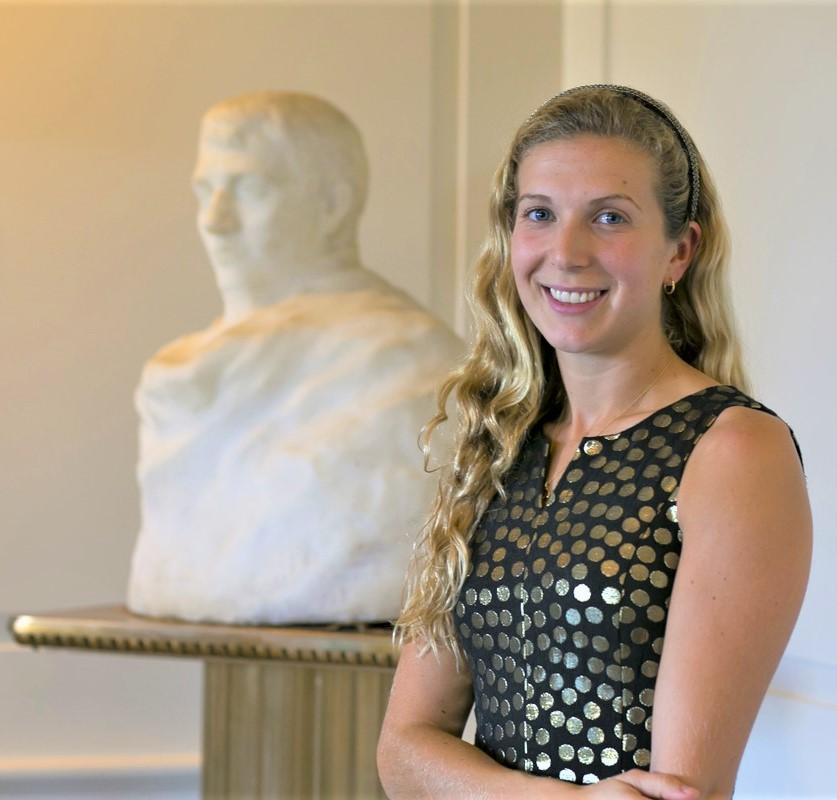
top-left (692, 400), bottom-right (801, 470)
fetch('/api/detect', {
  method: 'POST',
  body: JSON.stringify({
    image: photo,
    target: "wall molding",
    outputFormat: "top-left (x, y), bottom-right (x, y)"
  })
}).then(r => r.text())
top-left (453, 0), bottom-right (471, 337)
top-left (0, 754), bottom-right (199, 799)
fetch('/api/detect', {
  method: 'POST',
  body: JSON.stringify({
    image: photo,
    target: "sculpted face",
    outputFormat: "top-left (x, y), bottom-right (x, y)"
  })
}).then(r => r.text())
top-left (192, 117), bottom-right (325, 289)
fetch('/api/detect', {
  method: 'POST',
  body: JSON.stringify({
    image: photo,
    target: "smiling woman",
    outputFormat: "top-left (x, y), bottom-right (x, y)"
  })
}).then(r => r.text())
top-left (377, 85), bottom-right (811, 800)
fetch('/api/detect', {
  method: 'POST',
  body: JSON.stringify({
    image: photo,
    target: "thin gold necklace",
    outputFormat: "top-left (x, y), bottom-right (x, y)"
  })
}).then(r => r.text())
top-left (542, 350), bottom-right (674, 506)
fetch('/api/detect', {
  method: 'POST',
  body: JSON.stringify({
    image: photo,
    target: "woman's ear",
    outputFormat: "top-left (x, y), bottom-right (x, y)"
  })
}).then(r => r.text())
top-left (668, 221), bottom-right (702, 282)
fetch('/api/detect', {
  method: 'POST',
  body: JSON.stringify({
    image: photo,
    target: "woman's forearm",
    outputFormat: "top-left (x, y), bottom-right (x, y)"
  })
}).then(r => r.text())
top-left (377, 722), bottom-right (578, 800)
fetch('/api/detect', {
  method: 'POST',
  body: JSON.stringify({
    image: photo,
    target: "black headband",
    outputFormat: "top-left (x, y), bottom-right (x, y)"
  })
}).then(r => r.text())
top-left (530, 84), bottom-right (700, 223)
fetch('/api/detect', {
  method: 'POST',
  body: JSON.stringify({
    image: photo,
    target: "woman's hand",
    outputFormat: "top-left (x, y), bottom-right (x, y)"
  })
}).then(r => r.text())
top-left (528, 769), bottom-right (699, 800)
top-left (587, 769), bottom-right (700, 799)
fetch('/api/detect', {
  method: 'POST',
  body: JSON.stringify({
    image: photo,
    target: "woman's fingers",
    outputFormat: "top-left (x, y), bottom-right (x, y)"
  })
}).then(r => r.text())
top-left (614, 768), bottom-right (700, 800)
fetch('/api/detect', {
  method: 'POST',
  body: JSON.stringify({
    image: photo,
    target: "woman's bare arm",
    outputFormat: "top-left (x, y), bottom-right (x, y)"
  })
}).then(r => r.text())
top-left (650, 408), bottom-right (812, 798)
top-left (378, 640), bottom-right (702, 799)
top-left (377, 640), bottom-right (540, 799)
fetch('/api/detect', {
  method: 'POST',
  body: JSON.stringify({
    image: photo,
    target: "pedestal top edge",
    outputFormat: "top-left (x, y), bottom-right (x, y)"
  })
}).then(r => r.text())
top-left (8, 604), bottom-right (401, 664)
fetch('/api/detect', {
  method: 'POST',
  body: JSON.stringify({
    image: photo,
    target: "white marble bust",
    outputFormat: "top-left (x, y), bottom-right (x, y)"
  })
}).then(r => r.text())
top-left (127, 91), bottom-right (461, 625)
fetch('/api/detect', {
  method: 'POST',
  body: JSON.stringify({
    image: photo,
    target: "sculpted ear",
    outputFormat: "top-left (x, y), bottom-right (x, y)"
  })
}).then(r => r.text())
top-left (323, 179), bottom-right (356, 238)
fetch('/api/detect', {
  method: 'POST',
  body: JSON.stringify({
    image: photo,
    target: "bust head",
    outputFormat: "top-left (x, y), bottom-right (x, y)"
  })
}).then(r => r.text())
top-left (192, 91), bottom-right (369, 316)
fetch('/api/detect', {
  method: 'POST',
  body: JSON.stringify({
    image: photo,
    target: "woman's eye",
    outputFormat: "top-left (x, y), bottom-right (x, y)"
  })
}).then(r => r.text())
top-left (597, 210), bottom-right (625, 225)
top-left (525, 207), bottom-right (553, 222)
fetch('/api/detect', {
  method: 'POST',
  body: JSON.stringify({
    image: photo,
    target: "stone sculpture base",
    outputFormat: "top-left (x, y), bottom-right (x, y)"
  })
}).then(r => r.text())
top-left (9, 605), bottom-right (397, 799)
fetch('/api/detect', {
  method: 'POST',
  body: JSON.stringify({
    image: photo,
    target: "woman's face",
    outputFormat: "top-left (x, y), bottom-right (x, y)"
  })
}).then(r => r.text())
top-left (510, 135), bottom-right (693, 358)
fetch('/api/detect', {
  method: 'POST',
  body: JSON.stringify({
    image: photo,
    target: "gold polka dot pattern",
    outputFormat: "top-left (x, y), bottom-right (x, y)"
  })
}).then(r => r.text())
top-left (455, 386), bottom-right (783, 783)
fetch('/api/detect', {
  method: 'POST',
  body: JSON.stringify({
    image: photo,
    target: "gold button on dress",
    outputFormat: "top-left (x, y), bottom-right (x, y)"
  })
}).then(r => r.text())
top-left (454, 386), bottom-right (797, 784)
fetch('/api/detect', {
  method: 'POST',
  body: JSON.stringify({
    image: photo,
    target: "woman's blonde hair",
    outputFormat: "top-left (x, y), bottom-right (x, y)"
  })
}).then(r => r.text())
top-left (395, 86), bottom-right (748, 659)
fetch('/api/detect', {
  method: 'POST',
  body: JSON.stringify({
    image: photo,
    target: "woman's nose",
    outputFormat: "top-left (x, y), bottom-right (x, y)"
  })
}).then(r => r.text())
top-left (200, 188), bottom-right (240, 235)
top-left (548, 219), bottom-right (593, 271)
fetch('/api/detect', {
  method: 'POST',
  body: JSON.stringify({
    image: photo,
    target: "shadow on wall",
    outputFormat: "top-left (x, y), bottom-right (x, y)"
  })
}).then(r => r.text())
top-left (735, 655), bottom-right (837, 798)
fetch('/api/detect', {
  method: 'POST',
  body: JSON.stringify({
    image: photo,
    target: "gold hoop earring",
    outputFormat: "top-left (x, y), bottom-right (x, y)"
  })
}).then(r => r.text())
top-left (663, 279), bottom-right (676, 296)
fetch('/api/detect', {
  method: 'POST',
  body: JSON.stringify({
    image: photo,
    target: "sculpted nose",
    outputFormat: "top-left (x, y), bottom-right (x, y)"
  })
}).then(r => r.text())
top-left (201, 189), bottom-right (239, 235)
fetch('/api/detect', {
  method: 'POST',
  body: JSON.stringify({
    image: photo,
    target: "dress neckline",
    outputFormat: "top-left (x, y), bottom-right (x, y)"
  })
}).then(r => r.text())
top-left (537, 383), bottom-right (734, 446)
top-left (536, 383), bottom-right (736, 507)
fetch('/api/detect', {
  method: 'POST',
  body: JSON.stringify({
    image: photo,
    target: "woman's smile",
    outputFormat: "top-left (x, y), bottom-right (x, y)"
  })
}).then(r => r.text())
top-left (542, 285), bottom-right (608, 314)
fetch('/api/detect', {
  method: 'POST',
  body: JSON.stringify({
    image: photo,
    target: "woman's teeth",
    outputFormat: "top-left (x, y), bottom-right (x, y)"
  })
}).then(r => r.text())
top-left (548, 288), bottom-right (604, 304)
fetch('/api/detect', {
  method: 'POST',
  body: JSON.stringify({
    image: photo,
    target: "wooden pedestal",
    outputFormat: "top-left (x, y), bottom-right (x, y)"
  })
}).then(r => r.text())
top-left (10, 605), bottom-right (398, 799)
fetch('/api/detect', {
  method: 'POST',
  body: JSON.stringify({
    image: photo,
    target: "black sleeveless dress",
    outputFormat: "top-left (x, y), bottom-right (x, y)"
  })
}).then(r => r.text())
top-left (454, 385), bottom-right (793, 785)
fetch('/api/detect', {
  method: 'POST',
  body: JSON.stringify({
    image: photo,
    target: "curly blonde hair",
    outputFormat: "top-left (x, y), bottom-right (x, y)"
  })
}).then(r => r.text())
top-left (395, 86), bottom-right (748, 659)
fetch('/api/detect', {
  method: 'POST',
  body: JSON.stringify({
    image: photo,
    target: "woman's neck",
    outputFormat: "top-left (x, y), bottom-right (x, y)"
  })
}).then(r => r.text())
top-left (554, 334), bottom-right (679, 440)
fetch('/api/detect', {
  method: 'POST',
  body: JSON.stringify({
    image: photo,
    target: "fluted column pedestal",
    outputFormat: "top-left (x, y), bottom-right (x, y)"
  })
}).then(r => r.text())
top-left (10, 605), bottom-right (398, 799)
